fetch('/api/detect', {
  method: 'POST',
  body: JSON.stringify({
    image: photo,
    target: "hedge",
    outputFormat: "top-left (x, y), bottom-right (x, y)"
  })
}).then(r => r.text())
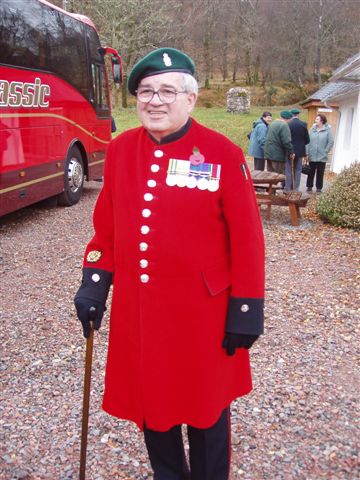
top-left (316, 163), bottom-right (360, 230)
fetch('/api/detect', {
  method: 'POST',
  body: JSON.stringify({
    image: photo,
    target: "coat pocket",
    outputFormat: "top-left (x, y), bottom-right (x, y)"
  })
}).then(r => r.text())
top-left (201, 255), bottom-right (231, 296)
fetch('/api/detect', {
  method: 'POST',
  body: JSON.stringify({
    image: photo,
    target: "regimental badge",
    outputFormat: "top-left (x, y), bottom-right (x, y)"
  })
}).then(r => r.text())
top-left (163, 53), bottom-right (172, 67)
top-left (166, 158), bottom-right (221, 192)
top-left (86, 250), bottom-right (102, 263)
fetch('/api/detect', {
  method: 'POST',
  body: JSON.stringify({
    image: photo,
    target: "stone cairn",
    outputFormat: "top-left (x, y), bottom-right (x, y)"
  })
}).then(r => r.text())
top-left (226, 87), bottom-right (250, 113)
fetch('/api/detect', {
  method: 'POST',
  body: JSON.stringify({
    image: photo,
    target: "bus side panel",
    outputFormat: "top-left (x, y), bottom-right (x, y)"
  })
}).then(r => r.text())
top-left (0, 158), bottom-right (65, 216)
top-left (0, 66), bottom-right (111, 215)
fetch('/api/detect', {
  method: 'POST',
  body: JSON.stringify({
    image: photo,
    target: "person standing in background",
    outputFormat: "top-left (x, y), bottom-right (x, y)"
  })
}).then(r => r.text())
top-left (248, 111), bottom-right (272, 171)
top-left (286, 108), bottom-right (310, 192)
top-left (264, 110), bottom-right (294, 176)
top-left (306, 114), bottom-right (334, 193)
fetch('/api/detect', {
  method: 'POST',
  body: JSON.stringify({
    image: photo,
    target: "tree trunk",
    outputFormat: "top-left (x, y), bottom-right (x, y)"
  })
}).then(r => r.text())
top-left (315, 0), bottom-right (323, 88)
top-left (204, 29), bottom-right (211, 88)
top-left (245, 49), bottom-right (251, 85)
top-left (253, 54), bottom-right (260, 84)
top-left (232, 51), bottom-right (239, 83)
top-left (221, 27), bottom-right (229, 81)
top-left (121, 75), bottom-right (128, 109)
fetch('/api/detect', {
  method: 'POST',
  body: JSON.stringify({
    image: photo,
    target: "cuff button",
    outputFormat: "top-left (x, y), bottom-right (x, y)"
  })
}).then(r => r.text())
top-left (241, 304), bottom-right (249, 312)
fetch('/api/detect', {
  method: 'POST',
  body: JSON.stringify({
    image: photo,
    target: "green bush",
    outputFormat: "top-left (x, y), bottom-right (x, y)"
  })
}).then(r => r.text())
top-left (316, 163), bottom-right (360, 230)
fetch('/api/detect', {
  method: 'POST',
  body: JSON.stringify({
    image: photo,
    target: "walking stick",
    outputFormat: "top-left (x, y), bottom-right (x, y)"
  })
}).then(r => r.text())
top-left (291, 155), bottom-right (295, 191)
top-left (79, 306), bottom-right (96, 480)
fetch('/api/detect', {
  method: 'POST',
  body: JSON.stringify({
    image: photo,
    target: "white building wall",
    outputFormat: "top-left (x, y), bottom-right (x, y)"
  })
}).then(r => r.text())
top-left (331, 91), bottom-right (360, 173)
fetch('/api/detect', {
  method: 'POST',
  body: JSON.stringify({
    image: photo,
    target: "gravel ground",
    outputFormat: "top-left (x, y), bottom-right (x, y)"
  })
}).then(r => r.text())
top-left (0, 181), bottom-right (359, 480)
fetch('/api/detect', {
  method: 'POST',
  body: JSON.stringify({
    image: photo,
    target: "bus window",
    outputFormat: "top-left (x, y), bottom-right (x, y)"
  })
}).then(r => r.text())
top-left (86, 26), bottom-right (110, 116)
top-left (91, 63), bottom-right (109, 113)
top-left (45, 6), bottom-right (88, 100)
top-left (0, 0), bottom-right (89, 101)
top-left (0, 0), bottom-right (45, 69)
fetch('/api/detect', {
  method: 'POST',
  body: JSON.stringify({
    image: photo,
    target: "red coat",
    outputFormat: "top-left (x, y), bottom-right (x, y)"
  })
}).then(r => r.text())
top-left (83, 119), bottom-right (265, 431)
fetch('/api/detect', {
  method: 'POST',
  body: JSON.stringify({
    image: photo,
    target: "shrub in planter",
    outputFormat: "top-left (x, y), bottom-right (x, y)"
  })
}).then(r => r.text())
top-left (316, 163), bottom-right (360, 230)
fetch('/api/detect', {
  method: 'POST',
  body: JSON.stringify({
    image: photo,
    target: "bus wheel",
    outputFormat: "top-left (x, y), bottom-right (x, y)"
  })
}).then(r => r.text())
top-left (58, 146), bottom-right (84, 206)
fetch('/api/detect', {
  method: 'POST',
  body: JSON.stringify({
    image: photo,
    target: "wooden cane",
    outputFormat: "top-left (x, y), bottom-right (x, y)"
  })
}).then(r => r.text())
top-left (79, 306), bottom-right (96, 480)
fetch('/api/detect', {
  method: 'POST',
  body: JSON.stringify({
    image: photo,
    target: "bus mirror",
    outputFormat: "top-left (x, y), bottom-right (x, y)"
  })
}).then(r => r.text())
top-left (99, 47), bottom-right (123, 85)
top-left (112, 57), bottom-right (122, 85)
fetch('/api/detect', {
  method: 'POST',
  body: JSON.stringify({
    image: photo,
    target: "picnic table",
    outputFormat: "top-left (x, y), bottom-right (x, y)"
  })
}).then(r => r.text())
top-left (251, 170), bottom-right (310, 226)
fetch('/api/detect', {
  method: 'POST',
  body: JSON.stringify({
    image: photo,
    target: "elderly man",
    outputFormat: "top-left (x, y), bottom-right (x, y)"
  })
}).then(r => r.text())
top-left (74, 47), bottom-right (265, 480)
top-left (264, 110), bottom-right (295, 177)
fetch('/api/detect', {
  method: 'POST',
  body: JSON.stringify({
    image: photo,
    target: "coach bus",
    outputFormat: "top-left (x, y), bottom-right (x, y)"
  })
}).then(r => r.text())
top-left (0, 0), bottom-right (122, 216)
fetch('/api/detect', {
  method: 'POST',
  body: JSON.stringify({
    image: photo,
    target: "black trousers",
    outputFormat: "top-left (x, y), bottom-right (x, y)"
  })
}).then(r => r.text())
top-left (254, 157), bottom-right (265, 171)
top-left (143, 408), bottom-right (231, 480)
top-left (306, 161), bottom-right (326, 190)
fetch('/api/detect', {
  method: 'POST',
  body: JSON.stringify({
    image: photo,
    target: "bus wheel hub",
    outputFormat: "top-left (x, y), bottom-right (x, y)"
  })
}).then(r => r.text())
top-left (68, 158), bottom-right (83, 191)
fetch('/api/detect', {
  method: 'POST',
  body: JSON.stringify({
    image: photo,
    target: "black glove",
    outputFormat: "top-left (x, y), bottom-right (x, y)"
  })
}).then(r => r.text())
top-left (222, 333), bottom-right (259, 356)
top-left (224, 297), bottom-right (264, 355)
top-left (74, 300), bottom-right (105, 338)
top-left (74, 267), bottom-right (112, 338)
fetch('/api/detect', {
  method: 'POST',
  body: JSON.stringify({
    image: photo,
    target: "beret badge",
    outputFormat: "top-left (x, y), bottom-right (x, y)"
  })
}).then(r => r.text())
top-left (163, 53), bottom-right (172, 67)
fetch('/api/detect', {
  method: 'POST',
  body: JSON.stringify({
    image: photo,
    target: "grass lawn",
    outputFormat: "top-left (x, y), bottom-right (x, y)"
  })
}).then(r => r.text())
top-left (112, 105), bottom-right (307, 149)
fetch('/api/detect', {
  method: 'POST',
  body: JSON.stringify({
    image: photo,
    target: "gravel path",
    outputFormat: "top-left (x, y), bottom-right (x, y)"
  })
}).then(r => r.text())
top-left (0, 182), bottom-right (359, 480)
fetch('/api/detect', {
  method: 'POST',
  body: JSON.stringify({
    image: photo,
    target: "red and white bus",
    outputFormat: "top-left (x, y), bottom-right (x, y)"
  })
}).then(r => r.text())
top-left (0, 0), bottom-right (122, 216)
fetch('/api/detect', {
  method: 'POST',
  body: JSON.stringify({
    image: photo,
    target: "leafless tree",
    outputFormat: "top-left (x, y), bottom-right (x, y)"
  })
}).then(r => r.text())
top-left (49, 0), bottom-right (360, 98)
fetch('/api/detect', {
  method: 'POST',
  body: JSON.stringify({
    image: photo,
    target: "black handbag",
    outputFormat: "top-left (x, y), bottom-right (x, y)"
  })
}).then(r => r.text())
top-left (302, 159), bottom-right (311, 175)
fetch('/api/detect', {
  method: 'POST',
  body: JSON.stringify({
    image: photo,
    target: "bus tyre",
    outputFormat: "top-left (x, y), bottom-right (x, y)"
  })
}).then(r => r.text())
top-left (58, 146), bottom-right (84, 206)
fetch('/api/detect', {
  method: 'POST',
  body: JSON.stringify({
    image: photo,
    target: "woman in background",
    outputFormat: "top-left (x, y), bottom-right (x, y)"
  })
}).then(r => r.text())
top-left (306, 114), bottom-right (334, 193)
top-left (248, 111), bottom-right (272, 170)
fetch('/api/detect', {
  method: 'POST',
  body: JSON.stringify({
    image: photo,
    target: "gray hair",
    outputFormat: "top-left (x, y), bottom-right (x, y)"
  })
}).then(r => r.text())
top-left (181, 73), bottom-right (199, 95)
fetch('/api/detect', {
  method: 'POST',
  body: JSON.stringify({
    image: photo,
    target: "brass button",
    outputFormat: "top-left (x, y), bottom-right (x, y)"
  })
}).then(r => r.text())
top-left (144, 193), bottom-right (154, 201)
top-left (142, 209), bottom-right (151, 218)
top-left (139, 242), bottom-right (148, 251)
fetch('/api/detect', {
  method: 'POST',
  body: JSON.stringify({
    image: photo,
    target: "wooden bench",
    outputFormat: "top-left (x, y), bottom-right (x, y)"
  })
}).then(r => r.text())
top-left (257, 197), bottom-right (272, 221)
top-left (257, 191), bottom-right (310, 226)
top-left (255, 184), bottom-right (283, 192)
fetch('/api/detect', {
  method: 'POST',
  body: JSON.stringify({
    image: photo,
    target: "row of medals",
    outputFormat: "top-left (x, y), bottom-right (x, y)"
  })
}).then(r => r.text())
top-left (166, 161), bottom-right (220, 192)
top-left (166, 172), bottom-right (220, 192)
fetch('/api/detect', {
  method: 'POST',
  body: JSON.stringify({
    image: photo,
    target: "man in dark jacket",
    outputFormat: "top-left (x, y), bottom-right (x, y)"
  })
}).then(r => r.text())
top-left (264, 110), bottom-right (294, 175)
top-left (286, 108), bottom-right (310, 191)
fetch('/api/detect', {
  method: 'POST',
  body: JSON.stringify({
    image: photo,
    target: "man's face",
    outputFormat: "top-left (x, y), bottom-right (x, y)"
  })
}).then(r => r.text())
top-left (136, 72), bottom-right (197, 141)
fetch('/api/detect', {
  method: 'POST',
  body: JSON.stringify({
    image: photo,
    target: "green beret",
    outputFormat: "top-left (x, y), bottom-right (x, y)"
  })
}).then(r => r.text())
top-left (280, 110), bottom-right (293, 119)
top-left (290, 108), bottom-right (301, 115)
top-left (128, 47), bottom-right (196, 95)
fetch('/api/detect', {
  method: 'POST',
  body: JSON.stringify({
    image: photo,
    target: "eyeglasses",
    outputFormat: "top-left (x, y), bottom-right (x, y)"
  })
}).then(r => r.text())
top-left (136, 87), bottom-right (186, 104)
